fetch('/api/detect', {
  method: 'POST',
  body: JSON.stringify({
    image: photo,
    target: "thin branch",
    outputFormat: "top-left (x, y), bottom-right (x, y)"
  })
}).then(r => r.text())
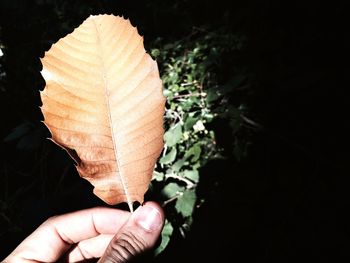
top-left (162, 193), bottom-right (182, 207)
top-left (240, 114), bottom-right (262, 129)
top-left (165, 173), bottom-right (195, 188)
top-left (173, 92), bottom-right (207, 99)
top-left (166, 109), bottom-right (184, 124)
top-left (172, 111), bottom-right (184, 124)
top-left (173, 93), bottom-right (194, 99)
top-left (160, 145), bottom-right (167, 169)
top-left (181, 81), bottom-right (198, 87)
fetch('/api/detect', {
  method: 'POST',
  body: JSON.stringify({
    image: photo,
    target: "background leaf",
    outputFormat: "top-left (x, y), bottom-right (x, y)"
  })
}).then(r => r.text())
top-left (164, 123), bottom-right (182, 147)
top-left (154, 221), bottom-right (174, 255)
top-left (183, 170), bottom-right (199, 183)
top-left (159, 148), bottom-right (177, 165)
top-left (161, 182), bottom-right (184, 199)
top-left (175, 190), bottom-right (196, 217)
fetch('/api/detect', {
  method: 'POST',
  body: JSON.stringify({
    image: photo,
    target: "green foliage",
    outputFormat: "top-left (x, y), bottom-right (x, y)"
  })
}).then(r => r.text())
top-left (161, 183), bottom-right (184, 199)
top-left (150, 28), bottom-right (252, 254)
top-left (175, 190), bottom-right (196, 218)
top-left (163, 123), bottom-right (182, 147)
top-left (159, 147), bottom-right (177, 165)
top-left (154, 220), bottom-right (174, 256)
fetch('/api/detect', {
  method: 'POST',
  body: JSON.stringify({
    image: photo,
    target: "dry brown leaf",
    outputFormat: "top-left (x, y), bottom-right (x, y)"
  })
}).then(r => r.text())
top-left (40, 14), bottom-right (165, 210)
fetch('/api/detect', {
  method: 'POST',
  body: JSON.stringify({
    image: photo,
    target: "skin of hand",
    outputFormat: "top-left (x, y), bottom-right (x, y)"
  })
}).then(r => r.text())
top-left (3, 202), bottom-right (164, 263)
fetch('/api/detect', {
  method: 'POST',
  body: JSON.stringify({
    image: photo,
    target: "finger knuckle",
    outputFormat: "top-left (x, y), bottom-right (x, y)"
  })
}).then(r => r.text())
top-left (106, 229), bottom-right (147, 263)
top-left (43, 215), bottom-right (58, 226)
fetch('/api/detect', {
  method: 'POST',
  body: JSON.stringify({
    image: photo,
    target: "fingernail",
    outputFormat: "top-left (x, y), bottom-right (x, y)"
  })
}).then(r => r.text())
top-left (134, 205), bottom-right (162, 232)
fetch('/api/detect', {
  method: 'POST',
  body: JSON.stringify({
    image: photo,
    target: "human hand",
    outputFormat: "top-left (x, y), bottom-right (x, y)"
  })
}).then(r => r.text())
top-left (3, 202), bottom-right (164, 262)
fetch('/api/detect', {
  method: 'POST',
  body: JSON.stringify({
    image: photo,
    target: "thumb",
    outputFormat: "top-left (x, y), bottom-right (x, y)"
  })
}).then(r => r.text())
top-left (98, 202), bottom-right (164, 263)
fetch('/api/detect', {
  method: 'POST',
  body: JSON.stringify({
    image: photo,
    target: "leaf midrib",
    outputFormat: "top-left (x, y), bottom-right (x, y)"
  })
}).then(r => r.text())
top-left (91, 16), bottom-right (133, 212)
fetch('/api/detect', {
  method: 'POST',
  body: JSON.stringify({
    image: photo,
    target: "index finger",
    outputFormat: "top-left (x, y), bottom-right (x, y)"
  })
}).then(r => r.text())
top-left (6, 207), bottom-right (130, 262)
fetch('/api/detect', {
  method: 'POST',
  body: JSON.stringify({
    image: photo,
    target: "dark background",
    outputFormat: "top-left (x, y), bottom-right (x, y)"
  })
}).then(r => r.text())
top-left (0, 0), bottom-right (348, 262)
